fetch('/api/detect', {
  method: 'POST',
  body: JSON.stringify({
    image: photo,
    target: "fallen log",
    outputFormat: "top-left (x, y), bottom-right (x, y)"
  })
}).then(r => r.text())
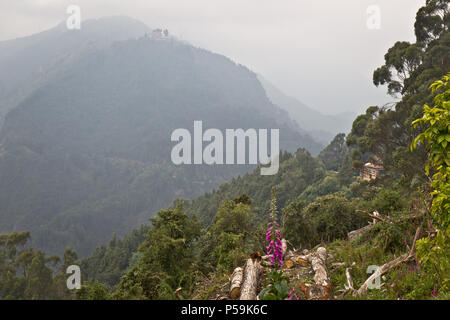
top-left (354, 227), bottom-right (422, 296)
top-left (348, 209), bottom-right (390, 241)
top-left (310, 247), bottom-right (331, 287)
top-left (356, 252), bottom-right (411, 296)
top-left (299, 282), bottom-right (331, 300)
top-left (296, 256), bottom-right (309, 267)
top-left (229, 267), bottom-right (243, 299)
top-left (240, 259), bottom-right (263, 300)
top-left (347, 224), bottom-right (374, 240)
top-left (300, 247), bottom-right (332, 300)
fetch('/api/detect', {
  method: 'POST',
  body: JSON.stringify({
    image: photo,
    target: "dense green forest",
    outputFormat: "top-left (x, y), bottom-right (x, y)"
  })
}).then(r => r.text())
top-left (0, 0), bottom-right (448, 300)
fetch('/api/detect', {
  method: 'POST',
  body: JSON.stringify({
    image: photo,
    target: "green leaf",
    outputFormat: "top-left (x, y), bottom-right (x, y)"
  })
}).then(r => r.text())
top-left (258, 287), bottom-right (271, 300)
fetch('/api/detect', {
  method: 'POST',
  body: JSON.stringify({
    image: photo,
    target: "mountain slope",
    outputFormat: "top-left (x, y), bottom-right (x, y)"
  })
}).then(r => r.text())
top-left (0, 18), bottom-right (322, 256)
top-left (258, 75), bottom-right (355, 144)
top-left (0, 16), bottom-right (151, 125)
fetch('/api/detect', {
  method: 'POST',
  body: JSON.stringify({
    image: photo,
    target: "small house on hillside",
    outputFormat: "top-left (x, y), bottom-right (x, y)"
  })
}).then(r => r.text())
top-left (360, 161), bottom-right (384, 181)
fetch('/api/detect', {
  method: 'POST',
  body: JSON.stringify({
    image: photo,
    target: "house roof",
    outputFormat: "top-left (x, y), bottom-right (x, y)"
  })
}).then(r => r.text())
top-left (364, 162), bottom-right (384, 170)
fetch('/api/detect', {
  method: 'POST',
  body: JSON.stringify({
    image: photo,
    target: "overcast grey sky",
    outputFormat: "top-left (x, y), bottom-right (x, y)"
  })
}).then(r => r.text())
top-left (0, 0), bottom-right (426, 115)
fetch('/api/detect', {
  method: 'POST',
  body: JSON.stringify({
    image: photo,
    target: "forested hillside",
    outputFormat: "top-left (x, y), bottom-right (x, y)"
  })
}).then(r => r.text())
top-left (0, 16), bottom-right (151, 125)
top-left (75, 0), bottom-right (449, 300)
top-left (0, 17), bottom-right (322, 256)
top-left (0, 0), bottom-right (448, 300)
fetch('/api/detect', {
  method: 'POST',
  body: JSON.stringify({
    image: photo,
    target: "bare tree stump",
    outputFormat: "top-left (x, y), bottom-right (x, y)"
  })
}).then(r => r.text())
top-left (296, 256), bottom-right (309, 267)
top-left (229, 267), bottom-right (243, 299)
top-left (300, 283), bottom-right (331, 300)
top-left (240, 259), bottom-right (263, 300)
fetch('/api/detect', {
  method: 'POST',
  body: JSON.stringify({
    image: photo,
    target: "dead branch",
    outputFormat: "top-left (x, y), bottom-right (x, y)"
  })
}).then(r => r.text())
top-left (354, 227), bottom-right (422, 297)
top-left (355, 210), bottom-right (386, 223)
top-left (175, 287), bottom-right (182, 300)
top-left (345, 263), bottom-right (355, 291)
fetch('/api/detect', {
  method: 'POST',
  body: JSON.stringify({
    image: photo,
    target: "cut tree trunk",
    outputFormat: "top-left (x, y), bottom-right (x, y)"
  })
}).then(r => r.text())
top-left (310, 247), bottom-right (331, 287)
top-left (240, 259), bottom-right (263, 300)
top-left (282, 259), bottom-right (295, 269)
top-left (229, 267), bottom-right (243, 299)
top-left (300, 247), bottom-right (332, 300)
top-left (296, 256), bottom-right (309, 267)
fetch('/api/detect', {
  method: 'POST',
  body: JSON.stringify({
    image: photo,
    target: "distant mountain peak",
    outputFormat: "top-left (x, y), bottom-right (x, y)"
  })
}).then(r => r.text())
top-left (257, 75), bottom-right (355, 144)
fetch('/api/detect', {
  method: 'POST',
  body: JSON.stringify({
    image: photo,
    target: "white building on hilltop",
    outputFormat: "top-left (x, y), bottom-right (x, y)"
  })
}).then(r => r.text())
top-left (146, 29), bottom-right (169, 40)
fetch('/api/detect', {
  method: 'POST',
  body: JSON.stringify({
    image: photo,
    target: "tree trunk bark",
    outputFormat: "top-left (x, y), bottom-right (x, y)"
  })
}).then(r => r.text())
top-left (229, 267), bottom-right (243, 299)
top-left (310, 247), bottom-right (331, 287)
top-left (300, 247), bottom-right (332, 300)
top-left (239, 259), bottom-right (263, 300)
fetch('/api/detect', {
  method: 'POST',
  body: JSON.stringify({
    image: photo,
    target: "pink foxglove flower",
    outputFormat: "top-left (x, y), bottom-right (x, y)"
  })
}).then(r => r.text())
top-left (266, 187), bottom-right (283, 267)
top-left (288, 288), bottom-right (299, 300)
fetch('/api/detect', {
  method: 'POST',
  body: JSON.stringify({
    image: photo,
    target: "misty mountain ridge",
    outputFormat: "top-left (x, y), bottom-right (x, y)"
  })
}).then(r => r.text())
top-left (0, 16), bottom-right (324, 256)
top-left (0, 16), bottom-right (153, 126)
top-left (258, 75), bottom-right (356, 144)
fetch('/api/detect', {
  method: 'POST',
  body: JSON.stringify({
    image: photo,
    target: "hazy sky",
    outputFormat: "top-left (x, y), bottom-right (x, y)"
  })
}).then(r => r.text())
top-left (0, 0), bottom-right (426, 114)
